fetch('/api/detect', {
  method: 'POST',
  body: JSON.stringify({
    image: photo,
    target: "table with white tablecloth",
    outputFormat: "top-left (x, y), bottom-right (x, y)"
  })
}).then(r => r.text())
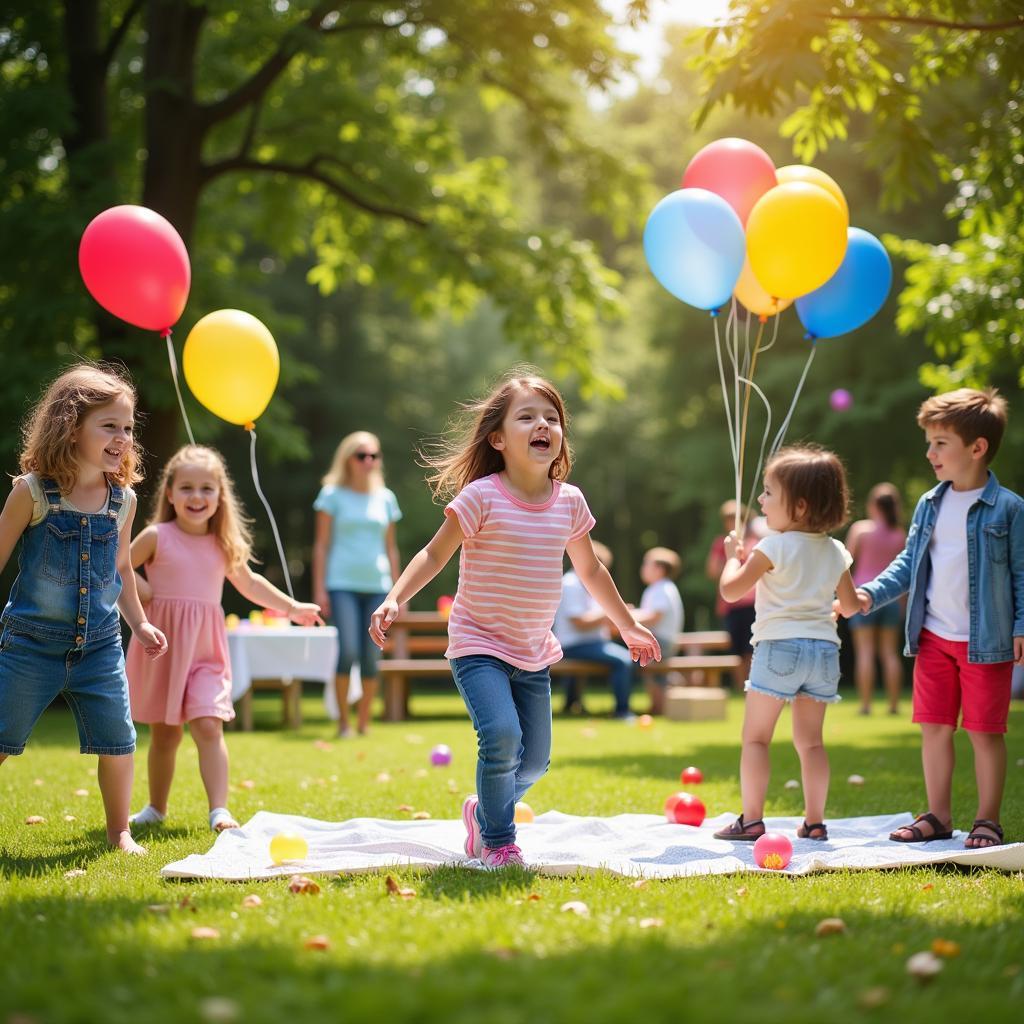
top-left (227, 626), bottom-right (360, 729)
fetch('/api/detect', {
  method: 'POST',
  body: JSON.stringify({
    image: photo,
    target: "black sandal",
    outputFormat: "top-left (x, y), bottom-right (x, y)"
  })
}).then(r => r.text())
top-left (889, 812), bottom-right (953, 843)
top-left (713, 815), bottom-right (766, 841)
top-left (965, 819), bottom-right (1003, 849)
top-left (797, 820), bottom-right (828, 841)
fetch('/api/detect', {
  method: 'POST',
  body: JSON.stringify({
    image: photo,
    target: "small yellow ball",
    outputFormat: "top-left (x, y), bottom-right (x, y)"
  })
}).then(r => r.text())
top-left (514, 801), bottom-right (535, 824)
top-left (269, 832), bottom-right (309, 865)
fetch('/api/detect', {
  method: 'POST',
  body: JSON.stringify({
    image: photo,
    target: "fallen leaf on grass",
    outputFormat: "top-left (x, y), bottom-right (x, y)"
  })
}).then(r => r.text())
top-left (239, 779), bottom-right (255, 789)
top-left (815, 917), bottom-right (847, 937)
top-left (847, 774), bottom-right (865, 786)
top-left (375, 772), bottom-right (391, 783)
top-left (631, 879), bottom-right (648, 890)
top-left (312, 740), bottom-right (333, 751)
top-left (412, 811), bottom-right (431, 820)
top-left (735, 887), bottom-right (748, 898)
top-left (33, 778), bottom-right (44, 786)
top-left (304, 934), bottom-right (331, 951)
top-left (241, 894), bottom-right (262, 909)
top-left (413, 768), bottom-right (427, 779)
top-left (1003, 965), bottom-right (1021, 977)
top-left (73, 788), bottom-right (89, 797)
top-left (527, 893), bottom-right (542, 901)
top-left (784, 779), bottom-right (800, 790)
top-left (638, 917), bottom-right (664, 929)
top-left (560, 901), bottom-right (589, 916)
top-left (190, 926), bottom-right (220, 941)
top-left (487, 946), bottom-right (518, 960)
top-left (24, 816), bottom-right (45, 825)
top-left (198, 997), bottom-right (239, 1023)
top-left (355, 750), bottom-right (367, 761)
top-left (385, 875), bottom-right (416, 899)
top-left (288, 875), bottom-right (321, 895)
top-left (906, 951), bottom-right (943, 980)
top-left (396, 804), bottom-right (415, 813)
top-left (580, 727), bottom-right (597, 739)
top-left (63, 815), bottom-right (76, 822)
top-left (447, 779), bottom-right (458, 792)
top-left (147, 904), bottom-right (171, 914)
top-left (921, 883), bottom-right (934, 891)
top-left (857, 987), bottom-right (891, 1009)
top-left (931, 938), bottom-right (961, 958)
top-left (63, 869), bottom-right (86, 879)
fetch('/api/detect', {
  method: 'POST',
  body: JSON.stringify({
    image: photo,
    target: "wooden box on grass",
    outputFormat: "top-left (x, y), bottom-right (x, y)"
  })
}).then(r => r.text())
top-left (664, 686), bottom-right (728, 721)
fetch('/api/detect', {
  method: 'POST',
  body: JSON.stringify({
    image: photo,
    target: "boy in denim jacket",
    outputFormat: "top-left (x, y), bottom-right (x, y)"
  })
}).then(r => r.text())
top-left (854, 388), bottom-right (1023, 849)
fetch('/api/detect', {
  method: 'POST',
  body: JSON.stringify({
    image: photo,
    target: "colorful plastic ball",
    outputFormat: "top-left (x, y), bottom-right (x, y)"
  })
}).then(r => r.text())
top-left (269, 832), bottom-right (309, 865)
top-left (664, 792), bottom-right (706, 827)
top-left (514, 801), bottom-right (535, 824)
top-left (829, 388), bottom-right (853, 412)
top-left (430, 744), bottom-right (452, 767)
top-left (637, 714), bottom-right (654, 730)
top-left (680, 766), bottom-right (704, 785)
top-left (753, 832), bottom-right (793, 870)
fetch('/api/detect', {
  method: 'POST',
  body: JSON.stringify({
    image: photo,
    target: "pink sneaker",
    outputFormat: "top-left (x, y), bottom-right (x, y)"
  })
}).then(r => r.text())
top-left (480, 843), bottom-right (525, 868)
top-left (461, 795), bottom-right (482, 859)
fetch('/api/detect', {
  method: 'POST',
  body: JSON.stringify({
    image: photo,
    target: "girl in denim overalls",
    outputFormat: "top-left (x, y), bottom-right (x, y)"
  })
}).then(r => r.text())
top-left (0, 365), bottom-right (167, 855)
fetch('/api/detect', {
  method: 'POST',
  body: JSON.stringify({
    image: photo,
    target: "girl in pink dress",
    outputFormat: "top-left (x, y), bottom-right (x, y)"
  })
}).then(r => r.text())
top-left (126, 445), bottom-right (322, 832)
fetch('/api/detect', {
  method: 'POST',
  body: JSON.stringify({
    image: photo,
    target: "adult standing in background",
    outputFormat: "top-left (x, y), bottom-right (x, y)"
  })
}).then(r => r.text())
top-left (313, 431), bottom-right (401, 736)
top-left (845, 483), bottom-right (907, 715)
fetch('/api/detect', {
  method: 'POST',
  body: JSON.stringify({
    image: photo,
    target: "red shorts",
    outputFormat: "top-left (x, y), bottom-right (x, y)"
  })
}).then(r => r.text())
top-left (913, 629), bottom-right (1013, 734)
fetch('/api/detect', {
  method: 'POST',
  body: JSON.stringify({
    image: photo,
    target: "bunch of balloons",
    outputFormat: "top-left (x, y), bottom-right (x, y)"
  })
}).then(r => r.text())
top-left (643, 137), bottom-right (892, 338)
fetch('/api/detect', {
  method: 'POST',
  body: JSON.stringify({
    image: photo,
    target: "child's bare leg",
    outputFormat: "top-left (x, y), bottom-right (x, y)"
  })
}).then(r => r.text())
top-left (97, 753), bottom-right (146, 855)
top-left (965, 730), bottom-right (1006, 846)
top-left (740, 692), bottom-right (785, 821)
top-left (190, 716), bottom-right (231, 812)
top-left (333, 673), bottom-right (352, 734)
top-left (920, 722), bottom-right (955, 825)
top-left (792, 696), bottom-right (829, 824)
top-left (852, 628), bottom-right (877, 712)
top-left (357, 676), bottom-right (377, 734)
top-left (878, 627), bottom-right (903, 712)
top-left (146, 723), bottom-right (184, 814)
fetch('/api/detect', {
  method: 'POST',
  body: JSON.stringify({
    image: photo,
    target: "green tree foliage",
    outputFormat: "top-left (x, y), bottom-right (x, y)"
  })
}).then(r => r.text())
top-left (691, 0), bottom-right (1024, 390)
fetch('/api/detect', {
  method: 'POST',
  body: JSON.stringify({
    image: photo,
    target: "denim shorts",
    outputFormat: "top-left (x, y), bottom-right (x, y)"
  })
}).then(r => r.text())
top-left (748, 638), bottom-right (841, 704)
top-left (0, 626), bottom-right (136, 755)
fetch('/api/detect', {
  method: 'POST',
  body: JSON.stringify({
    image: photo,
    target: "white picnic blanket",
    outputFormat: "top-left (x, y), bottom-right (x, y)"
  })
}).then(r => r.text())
top-left (160, 810), bottom-right (1024, 880)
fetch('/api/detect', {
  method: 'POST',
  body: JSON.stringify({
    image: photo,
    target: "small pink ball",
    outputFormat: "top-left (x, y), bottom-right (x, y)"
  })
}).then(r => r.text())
top-left (429, 744), bottom-right (452, 767)
top-left (753, 831), bottom-right (793, 870)
top-left (829, 388), bottom-right (853, 412)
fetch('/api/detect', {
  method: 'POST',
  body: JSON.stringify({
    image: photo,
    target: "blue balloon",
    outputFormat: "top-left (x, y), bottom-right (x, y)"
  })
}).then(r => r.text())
top-left (795, 227), bottom-right (892, 339)
top-left (643, 188), bottom-right (745, 310)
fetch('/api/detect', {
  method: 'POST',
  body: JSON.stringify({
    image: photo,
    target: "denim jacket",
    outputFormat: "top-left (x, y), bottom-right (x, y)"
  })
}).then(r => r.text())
top-left (861, 471), bottom-right (1024, 663)
top-left (1, 478), bottom-right (125, 645)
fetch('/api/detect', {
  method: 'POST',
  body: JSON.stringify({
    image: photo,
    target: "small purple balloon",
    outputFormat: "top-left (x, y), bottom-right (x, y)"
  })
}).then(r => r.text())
top-left (430, 744), bottom-right (452, 767)
top-left (830, 388), bottom-right (853, 412)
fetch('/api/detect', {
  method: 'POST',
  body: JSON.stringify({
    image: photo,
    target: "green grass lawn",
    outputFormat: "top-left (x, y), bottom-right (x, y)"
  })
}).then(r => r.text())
top-left (2, 689), bottom-right (1023, 1024)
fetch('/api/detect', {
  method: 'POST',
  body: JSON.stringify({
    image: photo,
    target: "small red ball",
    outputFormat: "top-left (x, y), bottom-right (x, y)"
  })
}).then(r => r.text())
top-left (680, 766), bottom-right (703, 785)
top-left (664, 791), bottom-right (706, 827)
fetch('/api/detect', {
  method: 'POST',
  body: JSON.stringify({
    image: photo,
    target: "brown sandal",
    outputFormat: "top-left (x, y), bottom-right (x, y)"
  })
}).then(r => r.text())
top-left (713, 815), bottom-right (766, 841)
top-left (797, 821), bottom-right (828, 841)
top-left (965, 819), bottom-right (1003, 849)
top-left (889, 812), bottom-right (953, 843)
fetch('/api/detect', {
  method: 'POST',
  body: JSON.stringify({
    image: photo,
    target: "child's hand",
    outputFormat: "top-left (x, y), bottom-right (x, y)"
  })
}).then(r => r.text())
top-left (1015, 636), bottom-right (1024, 665)
top-left (369, 599), bottom-right (400, 648)
top-left (620, 623), bottom-right (661, 667)
top-left (288, 601), bottom-right (325, 627)
top-left (855, 588), bottom-right (872, 614)
top-left (134, 622), bottom-right (167, 659)
top-left (723, 531), bottom-right (745, 561)
top-left (314, 589), bottom-right (331, 620)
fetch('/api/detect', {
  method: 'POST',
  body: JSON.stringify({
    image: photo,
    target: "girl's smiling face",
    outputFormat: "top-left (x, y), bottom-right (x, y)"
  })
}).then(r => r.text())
top-left (167, 463), bottom-right (220, 529)
top-left (490, 388), bottom-right (564, 470)
top-left (73, 394), bottom-right (135, 476)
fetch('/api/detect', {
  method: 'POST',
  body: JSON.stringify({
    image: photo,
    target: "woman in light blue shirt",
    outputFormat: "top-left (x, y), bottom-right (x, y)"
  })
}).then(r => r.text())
top-left (312, 431), bottom-right (401, 736)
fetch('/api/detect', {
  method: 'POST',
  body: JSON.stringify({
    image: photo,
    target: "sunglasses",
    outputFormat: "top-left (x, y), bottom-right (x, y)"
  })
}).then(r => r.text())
top-left (353, 451), bottom-right (381, 462)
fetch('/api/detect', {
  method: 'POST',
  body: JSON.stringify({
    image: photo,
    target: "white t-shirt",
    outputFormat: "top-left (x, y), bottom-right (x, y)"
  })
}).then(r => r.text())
top-left (923, 485), bottom-right (983, 641)
top-left (19, 472), bottom-right (134, 531)
top-left (751, 531), bottom-right (853, 645)
top-left (640, 578), bottom-right (684, 653)
top-left (552, 570), bottom-right (608, 648)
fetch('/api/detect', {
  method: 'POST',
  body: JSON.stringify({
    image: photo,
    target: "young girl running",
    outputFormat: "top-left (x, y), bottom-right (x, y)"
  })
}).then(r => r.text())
top-left (714, 445), bottom-right (861, 843)
top-left (369, 370), bottom-right (660, 868)
top-left (127, 445), bottom-right (322, 832)
top-left (0, 364), bottom-right (167, 855)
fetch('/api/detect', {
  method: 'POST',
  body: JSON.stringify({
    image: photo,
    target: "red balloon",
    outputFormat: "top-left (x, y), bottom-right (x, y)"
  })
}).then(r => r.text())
top-left (682, 138), bottom-right (777, 226)
top-left (665, 792), bottom-right (706, 827)
top-left (78, 205), bottom-right (191, 331)
top-left (680, 766), bottom-right (704, 785)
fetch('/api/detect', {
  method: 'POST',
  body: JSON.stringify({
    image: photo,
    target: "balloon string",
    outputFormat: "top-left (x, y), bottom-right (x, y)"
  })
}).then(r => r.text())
top-left (163, 331), bottom-right (196, 445)
top-left (736, 318), bottom-right (766, 532)
top-left (713, 314), bottom-right (739, 533)
top-left (248, 427), bottom-right (294, 600)
top-left (737, 375), bottom-right (773, 534)
top-left (770, 343), bottom-right (818, 456)
top-left (757, 310), bottom-right (783, 355)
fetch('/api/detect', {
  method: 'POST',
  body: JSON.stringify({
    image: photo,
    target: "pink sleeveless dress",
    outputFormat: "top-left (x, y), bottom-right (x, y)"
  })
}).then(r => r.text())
top-left (127, 521), bottom-right (234, 724)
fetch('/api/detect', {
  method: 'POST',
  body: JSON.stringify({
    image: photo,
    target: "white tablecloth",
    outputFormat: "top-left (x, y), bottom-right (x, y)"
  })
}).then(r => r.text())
top-left (227, 626), bottom-right (360, 717)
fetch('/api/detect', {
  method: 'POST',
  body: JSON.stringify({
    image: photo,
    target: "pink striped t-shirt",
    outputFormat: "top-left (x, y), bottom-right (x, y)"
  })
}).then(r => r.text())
top-left (444, 473), bottom-right (596, 671)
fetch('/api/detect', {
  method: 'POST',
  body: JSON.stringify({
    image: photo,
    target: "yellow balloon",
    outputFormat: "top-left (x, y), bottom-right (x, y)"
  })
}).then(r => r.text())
top-left (746, 183), bottom-right (848, 300)
top-left (734, 257), bottom-right (793, 318)
top-left (269, 832), bottom-right (308, 865)
top-left (183, 309), bottom-right (280, 426)
top-left (776, 165), bottom-right (849, 226)
top-left (514, 801), bottom-right (535, 824)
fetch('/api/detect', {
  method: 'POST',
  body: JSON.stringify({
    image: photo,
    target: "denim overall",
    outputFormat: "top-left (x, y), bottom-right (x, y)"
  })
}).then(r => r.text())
top-left (0, 477), bottom-right (135, 755)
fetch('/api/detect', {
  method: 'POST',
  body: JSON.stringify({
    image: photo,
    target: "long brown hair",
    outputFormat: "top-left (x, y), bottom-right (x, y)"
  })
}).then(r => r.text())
top-left (149, 445), bottom-right (254, 571)
top-left (19, 363), bottom-right (143, 493)
top-left (421, 369), bottom-right (572, 502)
top-left (867, 482), bottom-right (903, 529)
top-left (765, 444), bottom-right (849, 534)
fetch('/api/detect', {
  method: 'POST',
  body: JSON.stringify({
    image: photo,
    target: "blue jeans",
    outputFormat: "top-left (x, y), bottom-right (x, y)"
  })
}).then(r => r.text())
top-left (450, 655), bottom-right (551, 849)
top-left (560, 640), bottom-right (635, 714)
top-left (329, 590), bottom-right (387, 677)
